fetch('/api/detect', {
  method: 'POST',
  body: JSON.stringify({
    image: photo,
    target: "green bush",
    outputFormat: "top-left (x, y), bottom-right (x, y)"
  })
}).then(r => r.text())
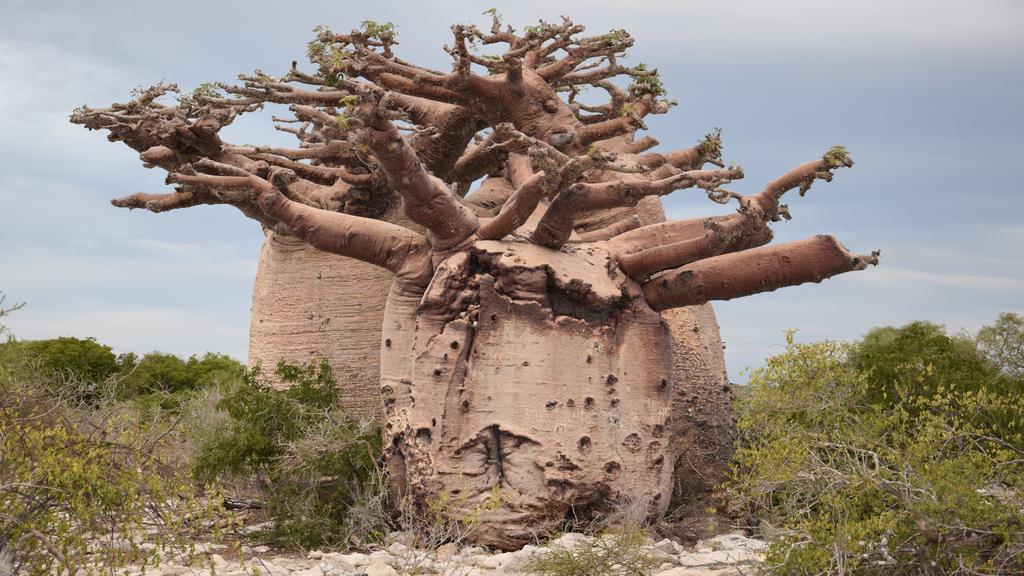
top-left (977, 312), bottom-right (1024, 378)
top-left (192, 360), bottom-right (384, 548)
top-left (119, 351), bottom-right (244, 413)
top-left (1, 336), bottom-right (120, 404)
top-left (0, 299), bottom-right (201, 575)
top-left (727, 318), bottom-right (1024, 575)
top-left (524, 528), bottom-right (658, 576)
top-left (4, 335), bottom-right (245, 411)
top-left (19, 336), bottom-right (119, 384)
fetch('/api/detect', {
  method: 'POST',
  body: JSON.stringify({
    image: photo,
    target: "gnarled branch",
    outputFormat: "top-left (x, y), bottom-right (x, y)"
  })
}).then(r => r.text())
top-left (643, 235), bottom-right (879, 310)
top-left (531, 166), bottom-right (742, 249)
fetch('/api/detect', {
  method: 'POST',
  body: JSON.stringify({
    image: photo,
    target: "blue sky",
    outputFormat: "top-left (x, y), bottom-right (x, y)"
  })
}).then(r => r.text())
top-left (1, 0), bottom-right (1021, 380)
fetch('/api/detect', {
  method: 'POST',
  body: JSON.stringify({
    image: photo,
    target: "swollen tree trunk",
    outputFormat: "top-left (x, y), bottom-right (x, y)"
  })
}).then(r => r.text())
top-left (579, 196), bottom-right (734, 498)
top-left (248, 232), bottom-right (393, 416)
top-left (380, 239), bottom-right (737, 549)
top-left (248, 197), bottom-right (734, 493)
top-left (664, 304), bottom-right (734, 504)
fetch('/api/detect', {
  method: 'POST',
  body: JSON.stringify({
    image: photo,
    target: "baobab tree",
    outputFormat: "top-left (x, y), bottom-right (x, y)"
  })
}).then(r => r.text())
top-left (71, 14), bottom-right (877, 548)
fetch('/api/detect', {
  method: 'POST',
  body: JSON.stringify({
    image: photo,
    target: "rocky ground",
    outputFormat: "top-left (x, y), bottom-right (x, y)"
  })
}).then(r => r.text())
top-left (120, 531), bottom-right (766, 576)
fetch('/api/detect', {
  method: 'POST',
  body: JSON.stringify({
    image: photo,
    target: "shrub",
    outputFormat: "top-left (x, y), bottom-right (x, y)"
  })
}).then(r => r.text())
top-left (524, 527), bottom-right (658, 576)
top-left (850, 321), bottom-right (1012, 405)
top-left (5, 334), bottom-right (245, 411)
top-left (0, 299), bottom-right (201, 576)
top-left (191, 360), bottom-right (384, 548)
top-left (977, 312), bottom-right (1024, 378)
top-left (1, 336), bottom-right (120, 404)
top-left (118, 351), bottom-right (244, 413)
top-left (727, 321), bottom-right (1024, 575)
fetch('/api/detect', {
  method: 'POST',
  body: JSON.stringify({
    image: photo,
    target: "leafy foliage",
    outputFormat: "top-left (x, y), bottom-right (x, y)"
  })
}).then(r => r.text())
top-left (977, 312), bottom-right (1024, 378)
top-left (118, 351), bottom-right (244, 411)
top-left (0, 308), bottom-right (201, 575)
top-left (17, 337), bottom-right (118, 399)
top-left (728, 318), bottom-right (1024, 575)
top-left (191, 360), bottom-right (383, 548)
top-left (524, 528), bottom-right (658, 576)
top-left (4, 336), bottom-right (244, 410)
top-left (628, 67), bottom-right (667, 98)
top-left (359, 20), bottom-right (396, 43)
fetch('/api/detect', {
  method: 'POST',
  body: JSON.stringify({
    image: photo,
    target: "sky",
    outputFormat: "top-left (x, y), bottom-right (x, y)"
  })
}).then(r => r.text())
top-left (1, 0), bottom-right (1022, 381)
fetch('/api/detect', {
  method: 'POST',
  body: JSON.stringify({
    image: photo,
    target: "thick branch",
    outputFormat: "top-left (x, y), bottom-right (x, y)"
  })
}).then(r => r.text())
top-left (476, 172), bottom-right (546, 240)
top-left (111, 191), bottom-right (203, 212)
top-left (355, 107), bottom-right (479, 248)
top-left (642, 235), bottom-right (879, 310)
top-left (617, 214), bottom-right (773, 279)
top-left (448, 124), bottom-right (530, 185)
top-left (256, 179), bottom-right (431, 283)
top-left (462, 176), bottom-right (515, 215)
top-left (531, 167), bottom-right (742, 249)
top-left (383, 93), bottom-right (479, 179)
top-left (608, 215), bottom-right (730, 255)
top-left (573, 214), bottom-right (641, 242)
top-left (747, 146), bottom-right (853, 221)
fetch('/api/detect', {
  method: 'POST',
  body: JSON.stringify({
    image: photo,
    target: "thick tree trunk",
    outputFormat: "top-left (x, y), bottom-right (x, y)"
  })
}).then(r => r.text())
top-left (248, 196), bottom-right (735, 502)
top-left (382, 241), bottom-right (679, 549)
top-left (664, 305), bottom-right (734, 504)
top-left (578, 197), bottom-right (734, 498)
top-left (248, 231), bottom-right (392, 416)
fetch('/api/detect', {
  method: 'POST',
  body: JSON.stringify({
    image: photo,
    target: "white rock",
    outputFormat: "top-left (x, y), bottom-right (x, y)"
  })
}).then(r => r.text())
top-left (242, 521), bottom-right (274, 534)
top-left (365, 561), bottom-right (399, 576)
top-left (333, 551), bottom-right (369, 566)
top-left (291, 569), bottom-right (328, 576)
top-left (248, 559), bottom-right (289, 576)
top-left (551, 532), bottom-right (594, 549)
top-left (473, 554), bottom-right (503, 569)
top-left (367, 550), bottom-right (393, 564)
top-left (654, 538), bottom-right (682, 555)
top-left (703, 532), bottom-right (754, 551)
top-left (678, 549), bottom-right (759, 568)
top-left (655, 568), bottom-right (717, 576)
top-left (307, 549), bottom-right (323, 559)
top-left (435, 542), bottom-right (459, 562)
top-left (646, 547), bottom-right (679, 565)
top-left (459, 545), bottom-right (486, 557)
top-left (495, 545), bottom-right (542, 574)
top-left (318, 554), bottom-right (357, 572)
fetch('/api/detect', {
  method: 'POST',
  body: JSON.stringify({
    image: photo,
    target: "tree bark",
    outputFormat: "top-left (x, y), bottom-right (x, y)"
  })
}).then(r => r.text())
top-left (248, 232), bottom-right (393, 416)
top-left (611, 199), bottom-right (734, 502)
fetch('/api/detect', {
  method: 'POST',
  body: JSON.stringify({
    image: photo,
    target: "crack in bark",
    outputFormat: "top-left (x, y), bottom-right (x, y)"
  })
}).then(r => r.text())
top-left (487, 424), bottom-right (506, 486)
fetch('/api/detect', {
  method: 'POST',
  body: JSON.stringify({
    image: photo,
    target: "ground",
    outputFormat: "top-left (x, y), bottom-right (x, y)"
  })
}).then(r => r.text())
top-left (111, 530), bottom-right (766, 576)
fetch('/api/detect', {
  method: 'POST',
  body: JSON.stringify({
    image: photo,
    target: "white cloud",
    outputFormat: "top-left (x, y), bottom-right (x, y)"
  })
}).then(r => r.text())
top-left (0, 38), bottom-right (138, 168)
top-left (6, 305), bottom-right (248, 359)
top-left (0, 241), bottom-right (254, 292)
top-left (2, 0), bottom-right (1022, 384)
top-left (453, 0), bottom-right (1024, 62)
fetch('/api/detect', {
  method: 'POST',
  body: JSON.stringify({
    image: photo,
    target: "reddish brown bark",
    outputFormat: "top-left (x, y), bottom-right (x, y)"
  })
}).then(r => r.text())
top-left (643, 236), bottom-right (880, 310)
top-left (74, 15), bottom-right (879, 549)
